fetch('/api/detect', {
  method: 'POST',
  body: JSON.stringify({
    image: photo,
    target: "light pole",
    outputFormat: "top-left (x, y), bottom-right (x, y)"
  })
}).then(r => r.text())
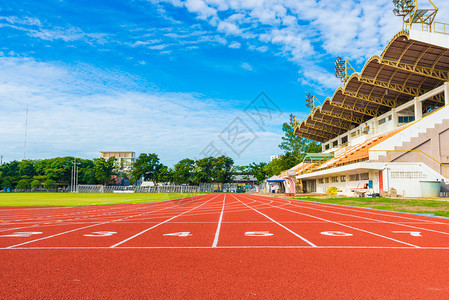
top-left (71, 158), bottom-right (79, 193)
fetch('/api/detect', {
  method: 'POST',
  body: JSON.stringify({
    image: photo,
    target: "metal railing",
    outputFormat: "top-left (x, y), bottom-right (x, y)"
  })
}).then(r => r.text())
top-left (434, 22), bottom-right (449, 35)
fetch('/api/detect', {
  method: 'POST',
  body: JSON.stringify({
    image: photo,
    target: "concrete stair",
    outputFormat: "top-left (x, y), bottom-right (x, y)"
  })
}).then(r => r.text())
top-left (374, 118), bottom-right (449, 177)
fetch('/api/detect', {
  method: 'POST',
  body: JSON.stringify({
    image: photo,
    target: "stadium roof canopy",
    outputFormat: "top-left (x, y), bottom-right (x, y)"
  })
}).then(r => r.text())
top-left (296, 30), bottom-right (449, 143)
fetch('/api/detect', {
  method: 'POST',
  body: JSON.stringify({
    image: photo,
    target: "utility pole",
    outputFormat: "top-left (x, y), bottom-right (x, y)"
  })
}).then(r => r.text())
top-left (0, 155), bottom-right (3, 165)
top-left (24, 105), bottom-right (28, 160)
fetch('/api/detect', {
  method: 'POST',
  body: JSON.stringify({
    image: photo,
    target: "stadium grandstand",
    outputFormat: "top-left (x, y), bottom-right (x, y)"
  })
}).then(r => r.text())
top-left (271, 0), bottom-right (449, 198)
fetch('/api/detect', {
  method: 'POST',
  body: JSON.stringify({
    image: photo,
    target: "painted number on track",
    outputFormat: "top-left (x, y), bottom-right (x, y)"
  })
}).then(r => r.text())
top-left (321, 231), bottom-right (353, 237)
top-left (392, 231), bottom-right (422, 237)
top-left (0, 232), bottom-right (42, 237)
top-left (163, 232), bottom-right (192, 237)
top-left (84, 231), bottom-right (117, 237)
top-left (245, 231), bottom-right (273, 237)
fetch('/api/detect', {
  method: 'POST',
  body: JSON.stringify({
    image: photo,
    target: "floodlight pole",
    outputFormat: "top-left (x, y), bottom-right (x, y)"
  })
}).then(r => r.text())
top-left (71, 158), bottom-right (79, 193)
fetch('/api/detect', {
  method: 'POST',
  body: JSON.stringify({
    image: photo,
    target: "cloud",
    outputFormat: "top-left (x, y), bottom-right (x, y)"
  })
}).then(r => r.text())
top-left (0, 55), bottom-right (288, 165)
top-left (228, 41), bottom-right (241, 48)
top-left (241, 62), bottom-right (253, 71)
top-left (152, 0), bottom-right (404, 92)
top-left (0, 16), bottom-right (108, 44)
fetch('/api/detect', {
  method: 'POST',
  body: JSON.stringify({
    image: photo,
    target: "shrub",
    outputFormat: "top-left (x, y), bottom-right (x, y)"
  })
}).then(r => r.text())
top-left (31, 180), bottom-right (42, 189)
top-left (326, 186), bottom-right (338, 195)
top-left (17, 179), bottom-right (32, 189)
top-left (44, 179), bottom-right (57, 190)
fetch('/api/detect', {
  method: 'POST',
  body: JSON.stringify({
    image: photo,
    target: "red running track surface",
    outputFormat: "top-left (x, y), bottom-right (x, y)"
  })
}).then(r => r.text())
top-left (2, 193), bottom-right (449, 298)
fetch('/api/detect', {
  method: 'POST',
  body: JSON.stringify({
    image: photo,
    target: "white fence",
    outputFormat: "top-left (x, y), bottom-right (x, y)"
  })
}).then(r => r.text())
top-left (75, 184), bottom-right (258, 193)
top-left (76, 185), bottom-right (214, 193)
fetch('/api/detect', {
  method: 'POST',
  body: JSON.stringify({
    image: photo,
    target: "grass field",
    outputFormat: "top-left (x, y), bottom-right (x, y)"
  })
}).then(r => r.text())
top-left (0, 193), bottom-right (204, 207)
top-left (293, 196), bottom-right (449, 218)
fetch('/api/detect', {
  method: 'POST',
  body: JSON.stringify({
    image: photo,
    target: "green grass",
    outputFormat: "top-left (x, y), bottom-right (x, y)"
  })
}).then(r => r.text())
top-left (0, 192), bottom-right (204, 207)
top-left (291, 196), bottom-right (449, 218)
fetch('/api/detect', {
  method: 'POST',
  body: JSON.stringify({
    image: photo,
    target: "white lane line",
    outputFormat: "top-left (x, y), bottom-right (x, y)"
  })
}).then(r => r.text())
top-left (261, 194), bottom-right (449, 225)
top-left (3, 245), bottom-right (442, 249)
top-left (110, 194), bottom-right (219, 248)
top-left (266, 197), bottom-right (449, 238)
top-left (5, 222), bottom-right (112, 249)
top-left (0, 195), bottom-right (212, 232)
top-left (233, 195), bottom-right (317, 247)
top-left (4, 195), bottom-right (215, 249)
top-left (295, 198), bottom-right (449, 225)
top-left (242, 195), bottom-right (420, 248)
top-left (212, 194), bottom-right (226, 248)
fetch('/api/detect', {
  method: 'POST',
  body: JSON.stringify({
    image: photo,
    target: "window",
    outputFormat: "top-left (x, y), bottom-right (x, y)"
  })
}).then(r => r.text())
top-left (340, 176), bottom-right (346, 182)
top-left (318, 178), bottom-right (324, 184)
top-left (360, 173), bottom-right (369, 180)
top-left (331, 176), bottom-right (339, 183)
top-left (398, 116), bottom-right (415, 123)
top-left (325, 178), bottom-right (329, 183)
top-left (349, 174), bottom-right (360, 181)
top-left (388, 115), bottom-right (392, 121)
top-left (349, 173), bottom-right (369, 181)
top-left (378, 118), bottom-right (386, 125)
top-left (391, 171), bottom-right (427, 179)
top-left (325, 144), bottom-right (330, 150)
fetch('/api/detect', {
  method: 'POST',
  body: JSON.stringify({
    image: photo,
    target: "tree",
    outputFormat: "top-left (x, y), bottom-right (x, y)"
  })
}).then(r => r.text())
top-left (93, 157), bottom-right (115, 185)
top-left (16, 179), bottom-right (32, 190)
top-left (156, 166), bottom-right (173, 183)
top-left (19, 160), bottom-right (36, 178)
top-left (211, 156), bottom-right (234, 189)
top-left (263, 152), bottom-right (299, 177)
top-left (81, 168), bottom-right (96, 184)
top-left (1, 180), bottom-right (12, 190)
top-left (0, 161), bottom-right (20, 187)
top-left (279, 121), bottom-right (321, 161)
top-left (131, 153), bottom-right (164, 184)
top-left (193, 157), bottom-right (214, 184)
top-left (44, 179), bottom-right (57, 190)
top-left (31, 179), bottom-right (41, 189)
top-left (172, 159), bottom-right (195, 185)
top-left (247, 162), bottom-right (268, 184)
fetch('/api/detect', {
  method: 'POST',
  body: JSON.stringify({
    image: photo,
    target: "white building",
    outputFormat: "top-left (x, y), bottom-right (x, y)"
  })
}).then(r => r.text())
top-left (281, 29), bottom-right (449, 198)
top-left (100, 151), bottom-right (136, 172)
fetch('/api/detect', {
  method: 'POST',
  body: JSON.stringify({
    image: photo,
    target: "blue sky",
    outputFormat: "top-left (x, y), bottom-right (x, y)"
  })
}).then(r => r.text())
top-left (1, 0), bottom-right (446, 166)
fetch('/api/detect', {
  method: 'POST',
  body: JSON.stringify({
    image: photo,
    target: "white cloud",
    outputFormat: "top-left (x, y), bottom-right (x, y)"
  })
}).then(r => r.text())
top-left (154, 0), bottom-right (406, 92)
top-left (0, 56), bottom-right (288, 165)
top-left (228, 41), bottom-right (241, 48)
top-left (0, 16), bottom-right (108, 44)
top-left (241, 62), bottom-right (253, 71)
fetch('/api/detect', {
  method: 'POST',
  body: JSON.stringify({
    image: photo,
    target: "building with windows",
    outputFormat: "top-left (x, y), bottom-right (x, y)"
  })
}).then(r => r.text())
top-left (100, 151), bottom-right (136, 172)
top-left (277, 15), bottom-right (449, 198)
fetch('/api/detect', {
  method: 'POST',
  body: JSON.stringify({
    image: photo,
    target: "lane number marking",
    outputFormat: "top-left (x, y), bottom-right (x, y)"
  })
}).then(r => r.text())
top-left (84, 231), bottom-right (117, 237)
top-left (163, 232), bottom-right (192, 237)
top-left (245, 231), bottom-right (273, 237)
top-left (392, 231), bottom-right (422, 237)
top-left (0, 232), bottom-right (43, 237)
top-left (321, 231), bottom-right (353, 237)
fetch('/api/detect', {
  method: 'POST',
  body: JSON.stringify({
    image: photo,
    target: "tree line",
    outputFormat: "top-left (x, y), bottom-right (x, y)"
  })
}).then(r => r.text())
top-left (0, 155), bottom-right (268, 190)
top-left (0, 120), bottom-right (321, 190)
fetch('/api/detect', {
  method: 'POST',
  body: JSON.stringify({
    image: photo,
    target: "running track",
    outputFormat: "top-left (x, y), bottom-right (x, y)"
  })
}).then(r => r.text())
top-left (2, 193), bottom-right (449, 298)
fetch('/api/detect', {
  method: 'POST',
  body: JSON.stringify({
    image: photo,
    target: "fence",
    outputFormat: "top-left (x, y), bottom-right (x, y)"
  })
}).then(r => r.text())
top-left (75, 185), bottom-right (214, 193)
top-left (74, 183), bottom-right (258, 193)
